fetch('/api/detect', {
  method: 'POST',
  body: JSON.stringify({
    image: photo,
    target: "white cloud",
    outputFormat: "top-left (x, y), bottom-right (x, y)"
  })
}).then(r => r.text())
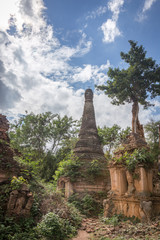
top-left (137, 0), bottom-right (157, 21)
top-left (0, 0), bottom-right (46, 33)
top-left (86, 5), bottom-right (108, 20)
top-left (0, 0), bottom-right (159, 130)
top-left (72, 60), bottom-right (110, 85)
top-left (142, 0), bottom-right (157, 12)
top-left (108, 0), bottom-right (124, 20)
top-left (0, 0), bottom-right (111, 125)
top-left (101, 19), bottom-right (121, 43)
top-left (101, 0), bottom-right (124, 43)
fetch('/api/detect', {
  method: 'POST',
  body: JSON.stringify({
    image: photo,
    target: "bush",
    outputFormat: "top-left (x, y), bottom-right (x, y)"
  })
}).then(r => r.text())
top-left (36, 212), bottom-right (77, 240)
top-left (68, 193), bottom-right (102, 217)
top-left (58, 202), bottom-right (82, 228)
top-left (54, 152), bottom-right (82, 182)
top-left (115, 148), bottom-right (155, 172)
top-left (0, 216), bottom-right (38, 240)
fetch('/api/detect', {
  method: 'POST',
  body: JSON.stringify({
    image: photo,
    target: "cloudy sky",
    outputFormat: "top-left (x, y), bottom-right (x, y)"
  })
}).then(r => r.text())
top-left (0, 0), bottom-right (160, 128)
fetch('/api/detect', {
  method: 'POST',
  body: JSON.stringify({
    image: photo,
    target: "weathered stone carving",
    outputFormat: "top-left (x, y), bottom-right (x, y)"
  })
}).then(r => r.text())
top-left (140, 200), bottom-right (152, 223)
top-left (7, 184), bottom-right (33, 217)
top-left (0, 114), bottom-right (33, 217)
top-left (126, 170), bottom-right (135, 195)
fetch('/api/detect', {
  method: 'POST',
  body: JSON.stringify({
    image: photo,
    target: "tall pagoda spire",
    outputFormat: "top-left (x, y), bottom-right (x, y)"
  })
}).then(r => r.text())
top-left (74, 89), bottom-right (104, 156)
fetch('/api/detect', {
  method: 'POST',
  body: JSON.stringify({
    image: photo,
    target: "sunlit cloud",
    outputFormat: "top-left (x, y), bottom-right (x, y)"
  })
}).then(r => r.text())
top-left (86, 5), bottom-right (108, 20)
top-left (101, 0), bottom-right (124, 43)
top-left (137, 0), bottom-right (157, 22)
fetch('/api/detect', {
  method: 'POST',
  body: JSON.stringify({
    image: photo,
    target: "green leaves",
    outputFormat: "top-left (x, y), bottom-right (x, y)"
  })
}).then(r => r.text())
top-left (10, 176), bottom-right (28, 190)
top-left (97, 40), bottom-right (160, 108)
top-left (98, 125), bottom-right (131, 154)
top-left (9, 112), bottom-right (80, 182)
top-left (36, 212), bottom-right (77, 240)
top-left (54, 152), bottom-right (82, 182)
top-left (115, 148), bottom-right (155, 172)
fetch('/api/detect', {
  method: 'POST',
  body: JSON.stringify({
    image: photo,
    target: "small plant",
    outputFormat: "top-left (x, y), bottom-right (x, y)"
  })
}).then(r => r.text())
top-left (36, 212), bottom-right (77, 240)
top-left (101, 215), bottom-right (119, 226)
top-left (10, 176), bottom-right (28, 190)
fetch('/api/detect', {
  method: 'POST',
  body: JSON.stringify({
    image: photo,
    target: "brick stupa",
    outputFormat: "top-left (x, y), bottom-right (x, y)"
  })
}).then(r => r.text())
top-left (57, 89), bottom-right (110, 197)
top-left (74, 89), bottom-right (105, 161)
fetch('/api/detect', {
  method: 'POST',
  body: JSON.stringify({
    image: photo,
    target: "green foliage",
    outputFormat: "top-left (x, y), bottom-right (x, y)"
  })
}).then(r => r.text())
top-left (115, 148), bottom-right (154, 172)
top-left (98, 125), bottom-right (131, 154)
top-left (9, 112), bottom-right (80, 182)
top-left (101, 214), bottom-right (140, 228)
top-left (36, 212), bottom-right (77, 240)
top-left (0, 216), bottom-right (38, 240)
top-left (0, 179), bottom-right (81, 240)
top-left (101, 215), bottom-right (119, 226)
top-left (10, 176), bottom-right (28, 190)
top-left (54, 152), bottom-right (82, 182)
top-left (97, 40), bottom-right (160, 108)
top-left (87, 159), bottom-right (101, 176)
top-left (68, 193), bottom-right (102, 217)
top-left (144, 119), bottom-right (160, 159)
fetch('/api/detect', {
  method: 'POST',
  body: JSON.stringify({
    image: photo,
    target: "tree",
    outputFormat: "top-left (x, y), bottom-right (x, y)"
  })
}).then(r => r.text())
top-left (9, 112), bottom-right (80, 181)
top-left (98, 124), bottom-right (131, 154)
top-left (145, 119), bottom-right (160, 145)
top-left (97, 40), bottom-right (160, 134)
top-left (144, 119), bottom-right (160, 159)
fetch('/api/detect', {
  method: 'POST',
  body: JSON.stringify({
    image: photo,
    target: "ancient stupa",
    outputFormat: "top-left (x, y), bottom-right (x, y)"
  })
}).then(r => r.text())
top-left (57, 89), bottom-right (110, 197)
top-left (74, 89), bottom-right (105, 161)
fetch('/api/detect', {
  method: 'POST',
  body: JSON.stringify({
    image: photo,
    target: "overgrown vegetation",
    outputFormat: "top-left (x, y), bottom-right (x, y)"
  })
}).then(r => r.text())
top-left (9, 112), bottom-right (80, 182)
top-left (68, 193), bottom-right (106, 217)
top-left (54, 151), bottom-right (82, 182)
top-left (0, 176), bottom-right (82, 240)
top-left (98, 124), bottom-right (131, 154)
top-left (101, 214), bottom-right (140, 227)
top-left (144, 119), bottom-right (160, 160)
top-left (114, 148), bottom-right (155, 172)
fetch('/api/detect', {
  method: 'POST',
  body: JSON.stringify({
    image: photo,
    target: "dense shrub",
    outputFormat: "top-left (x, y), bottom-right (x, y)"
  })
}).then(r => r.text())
top-left (0, 216), bottom-right (38, 240)
top-left (115, 148), bottom-right (155, 172)
top-left (54, 152), bottom-right (82, 182)
top-left (36, 212), bottom-right (77, 240)
top-left (68, 193), bottom-right (102, 217)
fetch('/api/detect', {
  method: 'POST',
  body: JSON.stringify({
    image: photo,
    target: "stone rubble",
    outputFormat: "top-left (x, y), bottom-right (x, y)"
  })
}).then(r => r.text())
top-left (72, 217), bottom-right (160, 240)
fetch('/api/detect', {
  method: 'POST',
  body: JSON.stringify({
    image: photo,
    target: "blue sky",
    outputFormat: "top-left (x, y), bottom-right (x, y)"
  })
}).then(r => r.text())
top-left (0, 0), bottom-right (160, 128)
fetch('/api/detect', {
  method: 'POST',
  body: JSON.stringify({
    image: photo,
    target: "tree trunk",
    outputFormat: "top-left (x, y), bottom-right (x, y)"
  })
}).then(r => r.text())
top-left (132, 101), bottom-right (139, 134)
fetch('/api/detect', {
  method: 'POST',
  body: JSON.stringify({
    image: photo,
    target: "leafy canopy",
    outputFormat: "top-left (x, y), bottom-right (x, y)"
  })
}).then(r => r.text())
top-left (9, 112), bottom-right (80, 182)
top-left (144, 119), bottom-right (160, 159)
top-left (98, 124), bottom-right (131, 154)
top-left (97, 40), bottom-right (160, 108)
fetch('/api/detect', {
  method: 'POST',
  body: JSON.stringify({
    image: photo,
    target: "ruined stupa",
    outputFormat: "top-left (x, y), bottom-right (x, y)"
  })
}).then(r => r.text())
top-left (57, 89), bottom-right (110, 197)
top-left (74, 89), bottom-right (105, 160)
